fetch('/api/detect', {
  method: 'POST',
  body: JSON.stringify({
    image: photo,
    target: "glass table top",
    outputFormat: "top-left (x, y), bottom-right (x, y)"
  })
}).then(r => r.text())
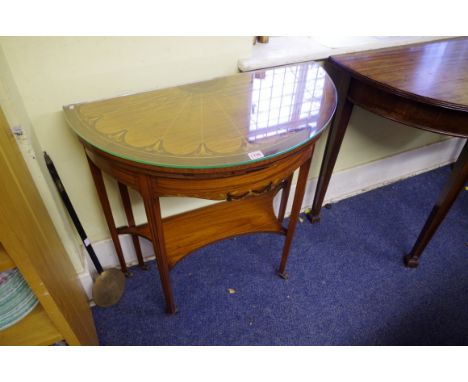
top-left (64, 62), bottom-right (337, 169)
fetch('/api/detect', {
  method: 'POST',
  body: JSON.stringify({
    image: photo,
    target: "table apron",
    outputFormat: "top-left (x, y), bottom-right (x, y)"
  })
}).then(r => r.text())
top-left (149, 148), bottom-right (311, 199)
top-left (85, 143), bottom-right (314, 199)
top-left (348, 79), bottom-right (468, 138)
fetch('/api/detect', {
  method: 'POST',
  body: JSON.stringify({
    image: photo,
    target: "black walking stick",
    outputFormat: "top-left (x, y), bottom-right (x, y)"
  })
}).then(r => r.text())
top-left (44, 152), bottom-right (125, 307)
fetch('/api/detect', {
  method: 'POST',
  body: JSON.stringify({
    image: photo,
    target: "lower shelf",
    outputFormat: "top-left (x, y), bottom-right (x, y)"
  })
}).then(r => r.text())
top-left (0, 304), bottom-right (63, 346)
top-left (117, 191), bottom-right (286, 268)
top-left (163, 192), bottom-right (285, 267)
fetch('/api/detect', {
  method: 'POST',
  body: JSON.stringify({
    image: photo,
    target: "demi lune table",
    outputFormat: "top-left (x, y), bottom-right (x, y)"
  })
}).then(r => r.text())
top-left (307, 37), bottom-right (468, 268)
top-left (64, 62), bottom-right (337, 313)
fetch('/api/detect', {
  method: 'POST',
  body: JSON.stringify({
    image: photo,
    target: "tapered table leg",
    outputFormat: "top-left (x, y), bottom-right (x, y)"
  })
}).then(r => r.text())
top-left (118, 182), bottom-right (148, 270)
top-left (86, 156), bottom-right (129, 275)
top-left (307, 98), bottom-right (353, 223)
top-left (140, 176), bottom-right (176, 314)
top-left (404, 139), bottom-right (468, 267)
top-left (278, 153), bottom-right (313, 278)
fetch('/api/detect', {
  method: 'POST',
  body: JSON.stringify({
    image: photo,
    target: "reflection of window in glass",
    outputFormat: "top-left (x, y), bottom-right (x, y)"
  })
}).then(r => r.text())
top-left (249, 64), bottom-right (325, 142)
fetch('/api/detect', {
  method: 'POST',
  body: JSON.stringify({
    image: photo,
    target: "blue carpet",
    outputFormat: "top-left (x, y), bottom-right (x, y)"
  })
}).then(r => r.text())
top-left (92, 165), bottom-right (468, 345)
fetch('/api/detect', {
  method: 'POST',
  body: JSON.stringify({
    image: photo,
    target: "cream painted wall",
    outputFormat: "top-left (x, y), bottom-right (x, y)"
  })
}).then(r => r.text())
top-left (0, 36), bottom-right (444, 274)
top-left (0, 37), bottom-right (253, 273)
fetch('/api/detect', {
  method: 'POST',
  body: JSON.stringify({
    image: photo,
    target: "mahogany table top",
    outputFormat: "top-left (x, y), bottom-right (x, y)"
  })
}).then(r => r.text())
top-left (330, 37), bottom-right (468, 112)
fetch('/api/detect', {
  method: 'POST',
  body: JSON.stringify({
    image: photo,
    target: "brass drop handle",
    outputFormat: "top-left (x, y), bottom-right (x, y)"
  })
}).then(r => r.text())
top-left (226, 182), bottom-right (274, 201)
top-left (226, 180), bottom-right (289, 201)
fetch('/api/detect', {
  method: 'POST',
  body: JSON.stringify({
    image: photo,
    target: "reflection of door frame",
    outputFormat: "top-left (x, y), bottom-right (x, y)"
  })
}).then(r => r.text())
top-left (249, 64), bottom-right (324, 141)
top-left (0, 106), bottom-right (98, 345)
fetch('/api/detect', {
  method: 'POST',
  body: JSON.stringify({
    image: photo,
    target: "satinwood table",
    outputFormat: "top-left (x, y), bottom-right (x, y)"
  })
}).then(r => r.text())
top-left (64, 62), bottom-right (337, 313)
top-left (307, 37), bottom-right (468, 268)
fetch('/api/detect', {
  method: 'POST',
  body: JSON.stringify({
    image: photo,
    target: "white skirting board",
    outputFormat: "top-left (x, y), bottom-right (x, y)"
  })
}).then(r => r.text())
top-left (78, 137), bottom-right (465, 300)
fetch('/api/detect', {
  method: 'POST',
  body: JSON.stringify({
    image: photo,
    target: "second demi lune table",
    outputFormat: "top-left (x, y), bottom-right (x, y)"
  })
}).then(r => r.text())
top-left (308, 37), bottom-right (468, 268)
top-left (64, 62), bottom-right (337, 313)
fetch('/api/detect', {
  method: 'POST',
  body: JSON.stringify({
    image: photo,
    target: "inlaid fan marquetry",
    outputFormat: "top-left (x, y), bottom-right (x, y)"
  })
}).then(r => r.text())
top-left (64, 62), bottom-right (337, 168)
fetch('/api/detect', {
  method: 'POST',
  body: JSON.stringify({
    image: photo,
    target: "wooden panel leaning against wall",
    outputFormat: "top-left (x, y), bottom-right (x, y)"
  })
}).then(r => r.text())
top-left (0, 106), bottom-right (98, 345)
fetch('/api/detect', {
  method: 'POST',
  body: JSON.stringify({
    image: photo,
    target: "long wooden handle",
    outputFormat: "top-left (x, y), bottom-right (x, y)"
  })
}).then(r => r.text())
top-left (43, 151), bottom-right (104, 274)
